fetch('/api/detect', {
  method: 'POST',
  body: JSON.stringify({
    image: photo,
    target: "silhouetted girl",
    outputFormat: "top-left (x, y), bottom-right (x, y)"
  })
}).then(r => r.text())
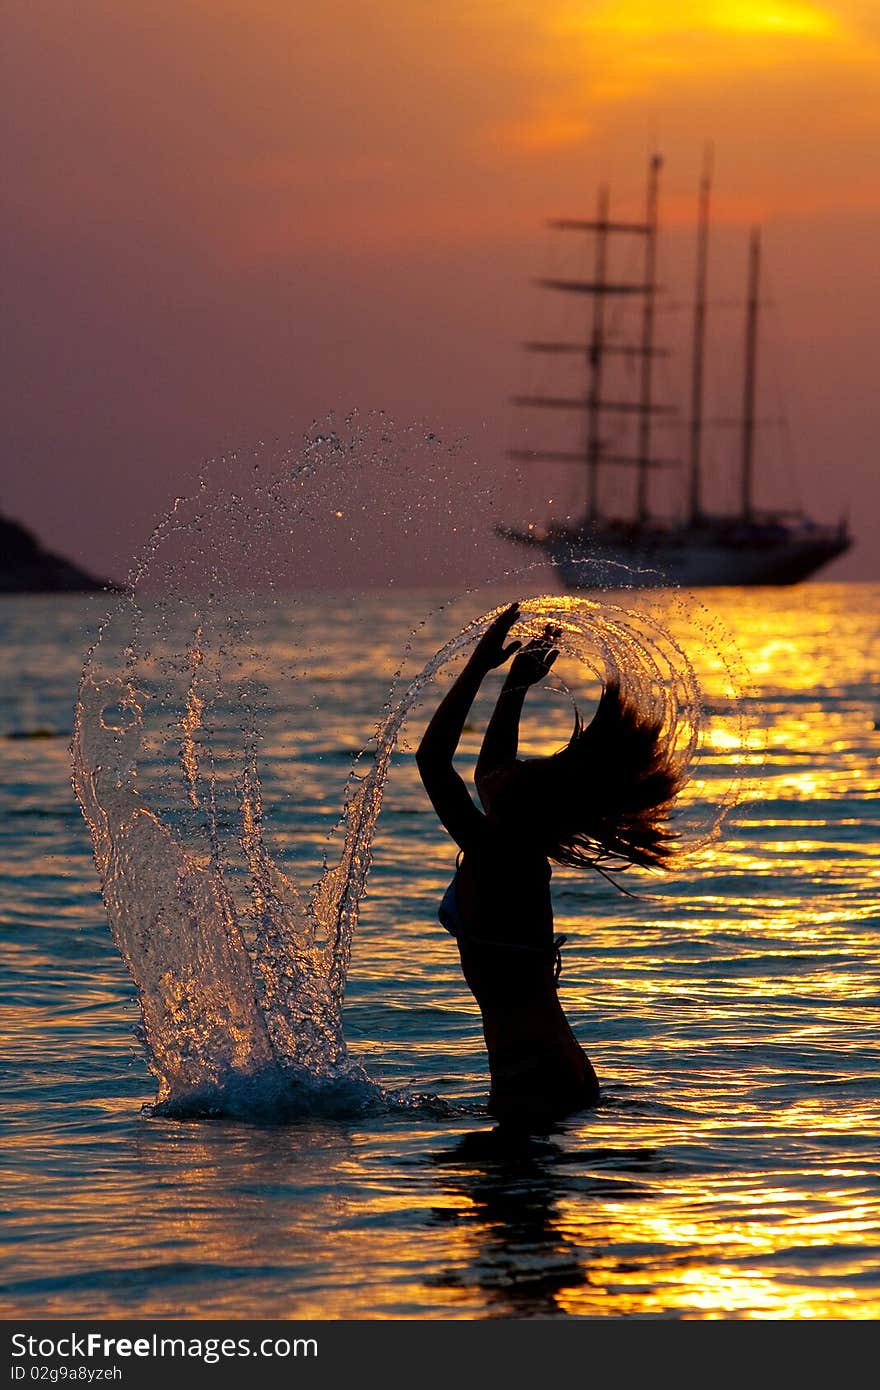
top-left (417, 602), bottom-right (685, 1130)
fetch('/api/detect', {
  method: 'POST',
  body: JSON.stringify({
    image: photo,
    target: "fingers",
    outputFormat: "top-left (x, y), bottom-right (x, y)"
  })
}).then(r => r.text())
top-left (522, 624), bottom-right (561, 653)
top-left (483, 610), bottom-right (564, 673)
top-left (483, 604), bottom-right (519, 640)
top-left (491, 609), bottom-right (563, 643)
top-left (496, 602), bottom-right (521, 632)
top-left (521, 623), bottom-right (561, 675)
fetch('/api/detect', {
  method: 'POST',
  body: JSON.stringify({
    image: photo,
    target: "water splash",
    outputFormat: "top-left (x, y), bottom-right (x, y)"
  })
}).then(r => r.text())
top-left (71, 418), bottom-right (752, 1118)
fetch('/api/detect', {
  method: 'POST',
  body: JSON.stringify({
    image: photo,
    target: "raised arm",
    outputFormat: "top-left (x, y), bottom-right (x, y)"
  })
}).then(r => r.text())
top-left (416, 603), bottom-right (521, 849)
top-left (475, 624), bottom-right (562, 783)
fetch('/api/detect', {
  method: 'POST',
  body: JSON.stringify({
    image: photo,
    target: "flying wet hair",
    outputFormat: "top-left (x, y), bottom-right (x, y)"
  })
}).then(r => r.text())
top-left (533, 678), bottom-right (687, 876)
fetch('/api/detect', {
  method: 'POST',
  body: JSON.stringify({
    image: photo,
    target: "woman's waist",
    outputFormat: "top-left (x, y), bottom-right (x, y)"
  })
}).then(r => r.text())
top-left (458, 938), bottom-right (560, 1004)
top-left (457, 923), bottom-right (567, 995)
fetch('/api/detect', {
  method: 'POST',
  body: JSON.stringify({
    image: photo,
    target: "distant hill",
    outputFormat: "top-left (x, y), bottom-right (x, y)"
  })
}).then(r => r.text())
top-left (0, 514), bottom-right (122, 593)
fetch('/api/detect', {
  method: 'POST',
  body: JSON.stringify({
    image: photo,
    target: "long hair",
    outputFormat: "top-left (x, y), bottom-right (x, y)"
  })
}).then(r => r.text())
top-left (533, 679), bottom-right (687, 874)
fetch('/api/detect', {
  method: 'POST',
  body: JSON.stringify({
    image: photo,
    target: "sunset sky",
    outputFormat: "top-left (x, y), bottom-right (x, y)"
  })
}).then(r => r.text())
top-left (3, 1), bottom-right (878, 581)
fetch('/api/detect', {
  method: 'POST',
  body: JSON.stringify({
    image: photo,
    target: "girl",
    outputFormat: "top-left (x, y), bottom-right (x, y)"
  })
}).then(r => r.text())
top-left (416, 602), bottom-right (684, 1130)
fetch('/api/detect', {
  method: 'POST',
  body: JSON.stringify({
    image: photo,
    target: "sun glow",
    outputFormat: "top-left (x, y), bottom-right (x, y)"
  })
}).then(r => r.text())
top-left (576, 0), bottom-right (839, 38)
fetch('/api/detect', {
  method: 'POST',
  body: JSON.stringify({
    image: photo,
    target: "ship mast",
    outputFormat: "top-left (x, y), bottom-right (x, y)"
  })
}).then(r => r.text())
top-left (636, 155), bottom-right (662, 524)
top-left (585, 184), bottom-right (609, 522)
top-left (741, 227), bottom-right (761, 521)
top-left (509, 155), bottom-right (675, 527)
top-left (688, 146), bottom-right (712, 525)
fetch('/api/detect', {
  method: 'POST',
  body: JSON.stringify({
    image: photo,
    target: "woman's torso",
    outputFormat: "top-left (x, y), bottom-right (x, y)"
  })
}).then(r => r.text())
top-left (446, 831), bottom-right (598, 1119)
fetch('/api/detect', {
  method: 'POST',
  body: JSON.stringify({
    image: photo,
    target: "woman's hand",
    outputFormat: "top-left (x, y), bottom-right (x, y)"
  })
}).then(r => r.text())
top-left (506, 624), bottom-right (561, 687)
top-left (469, 602), bottom-right (522, 672)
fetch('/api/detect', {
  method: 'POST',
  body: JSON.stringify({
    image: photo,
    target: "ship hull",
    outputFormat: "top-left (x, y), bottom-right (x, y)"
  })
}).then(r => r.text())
top-left (508, 521), bottom-right (852, 589)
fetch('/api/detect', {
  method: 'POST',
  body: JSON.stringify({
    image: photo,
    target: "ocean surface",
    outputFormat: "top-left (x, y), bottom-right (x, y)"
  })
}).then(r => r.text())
top-left (2, 581), bottom-right (879, 1320)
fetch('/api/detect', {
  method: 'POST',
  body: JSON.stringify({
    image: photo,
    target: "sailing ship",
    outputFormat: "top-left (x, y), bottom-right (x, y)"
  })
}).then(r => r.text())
top-left (499, 154), bottom-right (852, 588)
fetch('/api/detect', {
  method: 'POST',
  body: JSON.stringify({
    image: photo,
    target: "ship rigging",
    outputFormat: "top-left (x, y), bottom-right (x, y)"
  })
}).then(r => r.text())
top-left (499, 152), bottom-right (852, 587)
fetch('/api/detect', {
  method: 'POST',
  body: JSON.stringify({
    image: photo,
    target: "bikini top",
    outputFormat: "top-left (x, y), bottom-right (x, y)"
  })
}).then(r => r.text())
top-left (438, 864), bottom-right (567, 983)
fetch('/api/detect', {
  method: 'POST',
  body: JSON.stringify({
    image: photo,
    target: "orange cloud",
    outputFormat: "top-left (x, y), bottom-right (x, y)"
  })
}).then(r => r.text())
top-left (488, 113), bottom-right (592, 153)
top-left (473, 0), bottom-right (880, 221)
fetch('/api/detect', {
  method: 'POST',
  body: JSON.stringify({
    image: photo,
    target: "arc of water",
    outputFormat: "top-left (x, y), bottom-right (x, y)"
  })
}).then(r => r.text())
top-left (73, 594), bottom-right (738, 1114)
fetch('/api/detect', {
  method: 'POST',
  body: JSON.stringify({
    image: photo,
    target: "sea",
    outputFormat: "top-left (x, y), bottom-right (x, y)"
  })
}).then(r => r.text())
top-left (2, 580), bottom-right (879, 1320)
